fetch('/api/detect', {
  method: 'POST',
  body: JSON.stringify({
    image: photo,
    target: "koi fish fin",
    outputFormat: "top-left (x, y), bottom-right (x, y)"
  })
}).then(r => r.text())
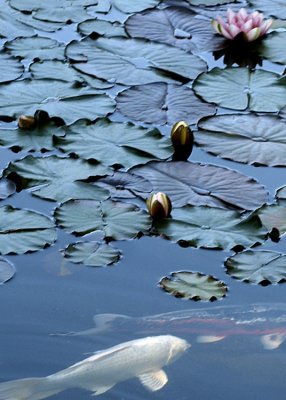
top-left (196, 335), bottom-right (225, 344)
top-left (0, 377), bottom-right (62, 400)
top-left (91, 384), bottom-right (115, 396)
top-left (92, 313), bottom-right (131, 333)
top-left (138, 369), bottom-right (168, 391)
top-left (261, 333), bottom-right (286, 350)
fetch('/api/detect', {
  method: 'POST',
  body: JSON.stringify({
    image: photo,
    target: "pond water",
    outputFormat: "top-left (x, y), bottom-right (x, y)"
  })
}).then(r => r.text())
top-left (0, 1), bottom-right (286, 400)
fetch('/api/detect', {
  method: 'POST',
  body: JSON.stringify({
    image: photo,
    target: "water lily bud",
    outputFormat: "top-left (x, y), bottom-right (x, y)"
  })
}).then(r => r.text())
top-left (171, 121), bottom-right (193, 161)
top-left (146, 192), bottom-right (172, 219)
top-left (18, 115), bottom-right (36, 129)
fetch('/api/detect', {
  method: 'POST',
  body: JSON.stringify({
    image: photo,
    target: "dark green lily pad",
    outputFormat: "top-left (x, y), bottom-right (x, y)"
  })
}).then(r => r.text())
top-left (4, 155), bottom-right (111, 203)
top-left (0, 258), bottom-right (16, 284)
top-left (193, 68), bottom-right (286, 112)
top-left (197, 114), bottom-right (286, 166)
top-left (187, 0), bottom-right (235, 4)
top-left (248, 0), bottom-right (286, 19)
top-left (0, 205), bottom-right (57, 254)
top-left (126, 7), bottom-right (225, 52)
top-left (0, 53), bottom-right (24, 83)
top-left (277, 186), bottom-right (286, 201)
top-left (131, 161), bottom-right (268, 210)
top-left (116, 83), bottom-right (216, 126)
top-left (55, 200), bottom-right (152, 239)
top-left (78, 19), bottom-right (127, 37)
top-left (0, 80), bottom-right (115, 125)
top-left (225, 250), bottom-right (286, 285)
top-left (66, 37), bottom-right (206, 85)
top-left (5, 36), bottom-right (65, 61)
top-left (258, 32), bottom-right (286, 65)
top-left (63, 241), bottom-right (121, 267)
top-left (160, 271), bottom-right (228, 301)
top-left (111, 0), bottom-right (160, 13)
top-left (257, 204), bottom-right (286, 235)
top-left (155, 206), bottom-right (267, 250)
top-left (55, 119), bottom-right (173, 169)
top-left (0, 178), bottom-right (16, 199)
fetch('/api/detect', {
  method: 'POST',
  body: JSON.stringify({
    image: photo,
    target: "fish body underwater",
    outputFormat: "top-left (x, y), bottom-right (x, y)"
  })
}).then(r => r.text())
top-left (0, 335), bottom-right (189, 400)
top-left (63, 303), bottom-right (286, 350)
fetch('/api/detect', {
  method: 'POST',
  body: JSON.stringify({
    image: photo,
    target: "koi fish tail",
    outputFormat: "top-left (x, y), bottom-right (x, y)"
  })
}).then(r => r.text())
top-left (0, 377), bottom-right (62, 400)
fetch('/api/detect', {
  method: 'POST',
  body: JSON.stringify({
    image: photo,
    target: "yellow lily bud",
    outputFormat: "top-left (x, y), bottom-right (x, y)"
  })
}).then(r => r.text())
top-left (146, 192), bottom-right (172, 219)
top-left (18, 115), bottom-right (36, 130)
top-left (171, 121), bottom-right (193, 161)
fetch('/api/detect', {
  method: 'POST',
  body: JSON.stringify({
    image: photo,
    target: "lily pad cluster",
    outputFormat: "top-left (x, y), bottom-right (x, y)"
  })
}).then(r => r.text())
top-left (0, 0), bottom-right (285, 302)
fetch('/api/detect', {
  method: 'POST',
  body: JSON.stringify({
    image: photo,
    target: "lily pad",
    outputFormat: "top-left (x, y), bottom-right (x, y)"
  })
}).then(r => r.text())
top-left (55, 119), bottom-right (173, 169)
top-left (0, 205), bottom-right (56, 254)
top-left (225, 250), bottom-right (286, 285)
top-left (155, 206), bottom-right (267, 250)
top-left (111, 0), bottom-right (160, 13)
top-left (66, 37), bottom-right (206, 85)
top-left (193, 67), bottom-right (286, 112)
top-left (258, 32), bottom-right (286, 65)
top-left (277, 186), bottom-right (286, 201)
top-left (116, 83), bottom-right (216, 126)
top-left (257, 204), bottom-right (286, 235)
top-left (131, 161), bottom-right (268, 210)
top-left (187, 0), bottom-right (235, 4)
top-left (196, 114), bottom-right (286, 166)
top-left (5, 37), bottom-right (65, 61)
top-left (0, 80), bottom-right (115, 125)
top-left (63, 241), bottom-right (121, 267)
top-left (248, 0), bottom-right (286, 19)
top-left (55, 200), bottom-right (152, 239)
top-left (0, 258), bottom-right (16, 284)
top-left (126, 7), bottom-right (225, 52)
top-left (4, 155), bottom-right (111, 203)
top-left (0, 53), bottom-right (24, 83)
top-left (0, 178), bottom-right (16, 199)
top-left (78, 19), bottom-right (127, 37)
top-left (159, 271), bottom-right (228, 301)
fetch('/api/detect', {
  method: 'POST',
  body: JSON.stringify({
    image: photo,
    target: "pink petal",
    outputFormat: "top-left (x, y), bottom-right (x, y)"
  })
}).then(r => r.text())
top-left (227, 8), bottom-right (236, 24)
top-left (245, 27), bottom-right (260, 42)
top-left (242, 19), bottom-right (254, 32)
top-left (219, 24), bottom-right (234, 39)
top-left (228, 24), bottom-right (241, 38)
top-left (237, 8), bottom-right (248, 22)
top-left (260, 19), bottom-right (273, 35)
top-left (251, 11), bottom-right (263, 26)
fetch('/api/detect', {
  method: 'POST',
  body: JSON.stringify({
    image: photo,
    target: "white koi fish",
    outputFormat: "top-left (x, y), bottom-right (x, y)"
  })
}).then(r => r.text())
top-left (0, 335), bottom-right (190, 400)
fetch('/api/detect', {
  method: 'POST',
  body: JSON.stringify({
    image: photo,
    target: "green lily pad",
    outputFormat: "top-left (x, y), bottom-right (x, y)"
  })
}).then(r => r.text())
top-left (78, 19), bottom-right (127, 37)
top-left (0, 53), bottom-right (24, 83)
top-left (0, 80), bottom-right (115, 125)
top-left (0, 258), bottom-right (16, 284)
top-left (111, 0), bottom-right (160, 13)
top-left (55, 119), bottom-right (173, 169)
top-left (193, 68), bottom-right (286, 112)
top-left (4, 155), bottom-right (111, 203)
top-left (277, 186), bottom-right (286, 202)
top-left (258, 32), bottom-right (286, 65)
top-left (5, 36), bottom-right (65, 61)
top-left (116, 83), bottom-right (215, 126)
top-left (0, 205), bottom-right (56, 254)
top-left (63, 241), bottom-right (121, 267)
top-left (0, 178), bottom-right (16, 199)
top-left (257, 204), bottom-right (286, 235)
top-left (160, 271), bottom-right (228, 301)
top-left (187, 0), bottom-right (235, 4)
top-left (197, 114), bottom-right (286, 166)
top-left (225, 250), bottom-right (286, 285)
top-left (55, 200), bottom-right (152, 239)
top-left (131, 161), bottom-right (268, 210)
top-left (155, 206), bottom-right (267, 250)
top-left (66, 37), bottom-right (206, 85)
top-left (248, 0), bottom-right (286, 19)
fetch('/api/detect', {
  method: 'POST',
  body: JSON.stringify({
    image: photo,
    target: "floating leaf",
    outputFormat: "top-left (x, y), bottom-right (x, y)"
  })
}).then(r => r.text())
top-left (78, 19), bottom-right (127, 37)
top-left (55, 119), bottom-right (173, 169)
top-left (0, 80), bottom-right (115, 125)
top-left (257, 204), bottom-right (286, 235)
top-left (63, 241), bottom-right (121, 267)
top-left (0, 178), bottom-right (16, 200)
top-left (55, 200), bottom-right (152, 239)
top-left (277, 186), bottom-right (286, 202)
top-left (248, 0), bottom-right (286, 19)
top-left (0, 53), bottom-right (24, 83)
top-left (186, 0), bottom-right (235, 4)
top-left (111, 0), bottom-right (160, 13)
top-left (4, 155), bottom-right (111, 203)
top-left (0, 205), bottom-right (56, 254)
top-left (196, 114), bottom-right (286, 166)
top-left (160, 271), bottom-right (228, 301)
top-left (155, 206), bottom-right (267, 250)
top-left (66, 37), bottom-right (206, 85)
top-left (258, 32), bottom-right (286, 65)
top-left (5, 36), bottom-right (65, 61)
top-left (0, 258), bottom-right (16, 284)
top-left (117, 83), bottom-right (215, 126)
top-left (131, 161), bottom-right (267, 210)
top-left (225, 250), bottom-right (286, 285)
top-left (193, 67), bottom-right (286, 112)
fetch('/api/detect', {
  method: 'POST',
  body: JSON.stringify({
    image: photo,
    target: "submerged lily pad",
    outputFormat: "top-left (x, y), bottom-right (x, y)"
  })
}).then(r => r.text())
top-left (55, 200), bottom-right (152, 239)
top-left (63, 241), bottom-right (121, 267)
top-left (225, 250), bottom-right (286, 285)
top-left (155, 206), bottom-right (267, 250)
top-left (197, 114), bottom-right (286, 166)
top-left (78, 19), bottom-right (127, 37)
top-left (193, 68), bottom-right (286, 112)
top-left (66, 37), bottom-right (206, 85)
top-left (0, 178), bottom-right (16, 199)
top-left (4, 155), bottom-right (111, 203)
top-left (131, 161), bottom-right (268, 210)
top-left (0, 80), bottom-right (115, 125)
top-left (55, 119), bottom-right (173, 169)
top-left (257, 204), bottom-right (286, 235)
top-left (160, 271), bottom-right (228, 301)
top-left (0, 205), bottom-right (56, 254)
top-left (0, 258), bottom-right (16, 284)
top-left (0, 53), bottom-right (24, 83)
top-left (117, 83), bottom-right (215, 126)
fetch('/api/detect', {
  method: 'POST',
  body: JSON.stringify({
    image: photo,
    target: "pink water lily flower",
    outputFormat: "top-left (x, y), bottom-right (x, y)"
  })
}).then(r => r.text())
top-left (212, 8), bottom-right (273, 42)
